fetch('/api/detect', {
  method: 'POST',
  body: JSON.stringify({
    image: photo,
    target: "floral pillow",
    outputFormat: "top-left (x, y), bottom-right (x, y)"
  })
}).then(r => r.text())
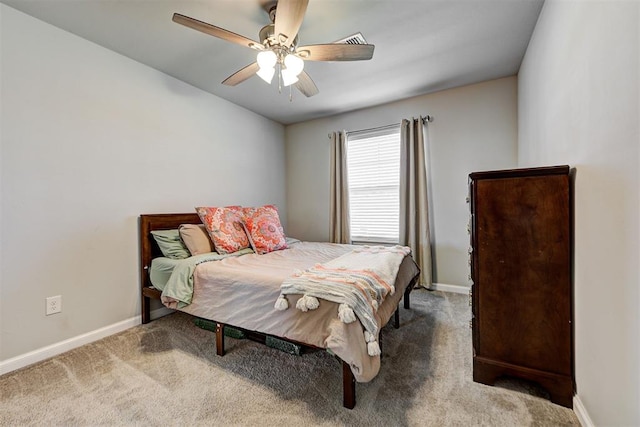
top-left (196, 206), bottom-right (250, 254)
top-left (243, 205), bottom-right (288, 255)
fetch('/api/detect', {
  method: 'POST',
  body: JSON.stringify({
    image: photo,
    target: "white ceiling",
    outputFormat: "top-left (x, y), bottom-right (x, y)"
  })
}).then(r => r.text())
top-left (1, 0), bottom-right (543, 125)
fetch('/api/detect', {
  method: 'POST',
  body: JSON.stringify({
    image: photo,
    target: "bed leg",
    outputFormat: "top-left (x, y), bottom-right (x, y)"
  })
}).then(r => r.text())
top-left (404, 285), bottom-right (411, 309)
top-left (342, 360), bottom-right (356, 409)
top-left (394, 307), bottom-right (400, 329)
top-left (215, 323), bottom-right (225, 356)
top-left (141, 296), bottom-right (151, 324)
top-left (404, 274), bottom-right (419, 309)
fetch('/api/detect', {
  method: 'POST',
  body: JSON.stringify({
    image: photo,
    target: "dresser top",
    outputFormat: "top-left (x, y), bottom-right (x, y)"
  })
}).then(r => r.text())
top-left (469, 165), bottom-right (570, 180)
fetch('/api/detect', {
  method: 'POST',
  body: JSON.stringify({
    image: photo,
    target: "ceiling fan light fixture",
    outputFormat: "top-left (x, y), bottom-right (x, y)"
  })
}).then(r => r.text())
top-left (256, 65), bottom-right (276, 84)
top-left (257, 50), bottom-right (277, 69)
top-left (284, 54), bottom-right (304, 76)
top-left (281, 68), bottom-right (299, 86)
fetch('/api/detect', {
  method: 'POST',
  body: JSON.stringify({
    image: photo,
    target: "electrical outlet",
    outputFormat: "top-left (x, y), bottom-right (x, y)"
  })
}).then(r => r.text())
top-left (46, 295), bottom-right (62, 315)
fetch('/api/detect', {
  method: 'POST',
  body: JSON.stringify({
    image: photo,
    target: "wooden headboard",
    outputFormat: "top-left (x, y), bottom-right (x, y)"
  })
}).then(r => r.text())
top-left (139, 213), bottom-right (200, 323)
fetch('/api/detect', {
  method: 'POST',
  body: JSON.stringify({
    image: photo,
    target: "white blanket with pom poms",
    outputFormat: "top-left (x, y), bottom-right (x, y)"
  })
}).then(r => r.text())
top-left (275, 245), bottom-right (411, 356)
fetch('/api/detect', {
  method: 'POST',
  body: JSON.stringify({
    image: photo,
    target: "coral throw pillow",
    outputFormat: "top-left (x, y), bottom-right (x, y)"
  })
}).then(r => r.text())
top-left (196, 206), bottom-right (250, 254)
top-left (243, 205), bottom-right (288, 255)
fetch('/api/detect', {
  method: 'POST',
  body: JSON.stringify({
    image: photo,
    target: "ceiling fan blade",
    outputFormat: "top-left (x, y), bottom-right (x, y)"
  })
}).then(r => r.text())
top-left (295, 71), bottom-right (319, 97)
top-left (222, 62), bottom-right (260, 86)
top-left (173, 13), bottom-right (264, 50)
top-left (296, 44), bottom-right (375, 61)
top-left (274, 0), bottom-right (309, 47)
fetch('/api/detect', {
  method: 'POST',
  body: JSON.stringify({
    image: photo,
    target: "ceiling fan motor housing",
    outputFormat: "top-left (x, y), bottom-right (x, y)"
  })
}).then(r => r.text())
top-left (259, 24), bottom-right (298, 50)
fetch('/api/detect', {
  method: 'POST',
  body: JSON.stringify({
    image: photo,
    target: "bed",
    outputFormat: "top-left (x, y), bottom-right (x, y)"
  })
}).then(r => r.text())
top-left (139, 213), bottom-right (420, 409)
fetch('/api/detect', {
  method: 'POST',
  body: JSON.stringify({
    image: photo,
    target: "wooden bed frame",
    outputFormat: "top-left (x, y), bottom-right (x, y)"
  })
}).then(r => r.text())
top-left (139, 213), bottom-right (417, 409)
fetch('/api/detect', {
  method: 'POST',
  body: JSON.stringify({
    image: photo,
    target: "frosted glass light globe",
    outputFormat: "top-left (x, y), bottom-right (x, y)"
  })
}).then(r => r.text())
top-left (257, 50), bottom-right (277, 69)
top-left (284, 54), bottom-right (304, 76)
top-left (281, 68), bottom-right (299, 86)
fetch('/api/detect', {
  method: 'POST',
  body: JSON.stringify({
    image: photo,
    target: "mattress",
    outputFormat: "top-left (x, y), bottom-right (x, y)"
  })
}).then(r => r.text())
top-left (151, 241), bottom-right (419, 382)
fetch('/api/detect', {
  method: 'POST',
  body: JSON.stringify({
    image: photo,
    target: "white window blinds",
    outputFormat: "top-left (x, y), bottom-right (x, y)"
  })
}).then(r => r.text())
top-left (346, 125), bottom-right (401, 244)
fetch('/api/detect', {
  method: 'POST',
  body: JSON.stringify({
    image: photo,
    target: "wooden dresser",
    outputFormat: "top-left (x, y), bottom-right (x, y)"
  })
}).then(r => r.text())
top-left (468, 165), bottom-right (574, 408)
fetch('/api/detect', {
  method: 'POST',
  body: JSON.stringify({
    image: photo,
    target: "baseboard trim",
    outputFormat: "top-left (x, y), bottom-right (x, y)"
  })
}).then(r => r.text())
top-left (0, 307), bottom-right (173, 376)
top-left (427, 282), bottom-right (469, 294)
top-left (573, 395), bottom-right (594, 427)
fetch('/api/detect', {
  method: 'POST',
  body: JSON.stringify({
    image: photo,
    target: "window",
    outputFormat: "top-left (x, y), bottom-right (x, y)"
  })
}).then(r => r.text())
top-left (346, 125), bottom-right (401, 244)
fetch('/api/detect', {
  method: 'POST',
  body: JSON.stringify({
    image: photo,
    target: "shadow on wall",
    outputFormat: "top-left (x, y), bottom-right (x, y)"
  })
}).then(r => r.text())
top-left (431, 244), bottom-right (469, 286)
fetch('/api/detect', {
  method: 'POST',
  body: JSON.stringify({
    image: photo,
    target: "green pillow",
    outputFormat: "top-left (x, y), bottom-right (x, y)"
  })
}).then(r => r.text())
top-left (151, 229), bottom-right (191, 259)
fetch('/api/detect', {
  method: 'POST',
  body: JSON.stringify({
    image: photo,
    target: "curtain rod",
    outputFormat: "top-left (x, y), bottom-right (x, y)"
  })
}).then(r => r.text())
top-left (327, 115), bottom-right (433, 139)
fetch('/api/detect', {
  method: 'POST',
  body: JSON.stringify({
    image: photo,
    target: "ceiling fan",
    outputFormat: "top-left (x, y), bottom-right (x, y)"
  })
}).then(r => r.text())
top-left (172, 0), bottom-right (375, 98)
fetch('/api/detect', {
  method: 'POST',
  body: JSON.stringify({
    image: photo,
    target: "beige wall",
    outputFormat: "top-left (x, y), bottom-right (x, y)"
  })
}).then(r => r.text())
top-left (285, 77), bottom-right (518, 287)
top-left (518, 0), bottom-right (639, 424)
top-left (0, 5), bottom-right (285, 362)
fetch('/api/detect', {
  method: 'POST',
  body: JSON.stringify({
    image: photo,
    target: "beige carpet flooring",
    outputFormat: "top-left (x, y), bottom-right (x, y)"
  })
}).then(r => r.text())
top-left (1, 290), bottom-right (579, 426)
